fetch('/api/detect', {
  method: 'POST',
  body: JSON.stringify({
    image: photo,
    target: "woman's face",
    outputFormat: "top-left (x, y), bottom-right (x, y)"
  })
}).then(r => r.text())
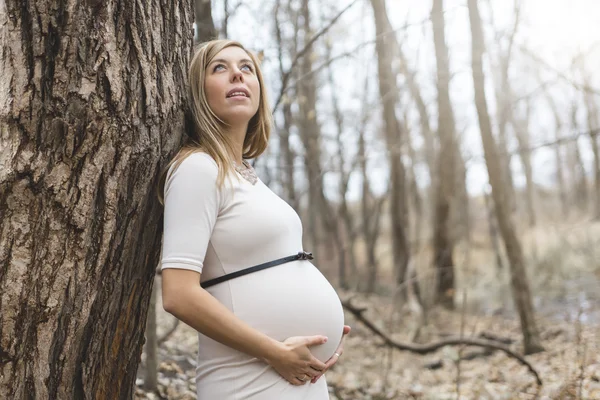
top-left (204, 46), bottom-right (260, 126)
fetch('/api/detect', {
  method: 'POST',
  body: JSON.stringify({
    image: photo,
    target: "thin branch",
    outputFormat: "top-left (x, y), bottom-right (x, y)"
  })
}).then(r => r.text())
top-left (342, 298), bottom-right (543, 386)
top-left (517, 43), bottom-right (600, 96)
top-left (272, 0), bottom-right (360, 112)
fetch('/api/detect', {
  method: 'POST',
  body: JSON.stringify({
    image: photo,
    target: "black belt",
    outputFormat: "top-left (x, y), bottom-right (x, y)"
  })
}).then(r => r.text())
top-left (200, 251), bottom-right (314, 289)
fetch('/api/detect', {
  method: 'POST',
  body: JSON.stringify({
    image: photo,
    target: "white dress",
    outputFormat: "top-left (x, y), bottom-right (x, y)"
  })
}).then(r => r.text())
top-left (161, 152), bottom-right (345, 399)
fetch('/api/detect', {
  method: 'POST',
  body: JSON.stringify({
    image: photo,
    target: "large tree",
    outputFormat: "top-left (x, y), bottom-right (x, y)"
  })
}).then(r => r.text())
top-left (370, 0), bottom-right (411, 289)
top-left (0, 0), bottom-right (194, 397)
top-left (467, 0), bottom-right (544, 354)
top-left (431, 0), bottom-right (459, 309)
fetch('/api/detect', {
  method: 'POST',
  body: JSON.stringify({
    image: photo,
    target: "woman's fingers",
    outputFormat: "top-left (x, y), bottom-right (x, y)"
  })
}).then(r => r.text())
top-left (304, 335), bottom-right (328, 347)
top-left (309, 356), bottom-right (327, 371)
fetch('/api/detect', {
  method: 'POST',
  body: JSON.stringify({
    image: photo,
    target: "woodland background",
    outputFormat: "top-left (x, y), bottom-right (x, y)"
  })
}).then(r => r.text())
top-left (1, 0), bottom-right (599, 399)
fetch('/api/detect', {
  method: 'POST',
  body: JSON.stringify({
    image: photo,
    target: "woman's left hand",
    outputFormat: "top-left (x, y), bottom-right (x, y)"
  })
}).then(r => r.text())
top-left (311, 325), bottom-right (351, 383)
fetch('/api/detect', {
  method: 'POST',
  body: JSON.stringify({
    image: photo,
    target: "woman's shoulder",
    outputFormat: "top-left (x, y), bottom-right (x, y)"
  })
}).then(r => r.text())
top-left (167, 151), bottom-right (219, 185)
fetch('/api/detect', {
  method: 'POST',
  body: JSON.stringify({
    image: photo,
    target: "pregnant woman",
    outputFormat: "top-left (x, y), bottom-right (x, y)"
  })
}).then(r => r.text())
top-left (158, 39), bottom-right (350, 399)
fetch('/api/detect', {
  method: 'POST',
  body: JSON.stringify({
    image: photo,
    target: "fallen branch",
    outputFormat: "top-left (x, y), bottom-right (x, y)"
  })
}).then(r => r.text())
top-left (341, 299), bottom-right (542, 386)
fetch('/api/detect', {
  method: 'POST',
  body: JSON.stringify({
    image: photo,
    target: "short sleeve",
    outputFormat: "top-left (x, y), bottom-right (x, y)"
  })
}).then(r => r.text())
top-left (161, 153), bottom-right (220, 274)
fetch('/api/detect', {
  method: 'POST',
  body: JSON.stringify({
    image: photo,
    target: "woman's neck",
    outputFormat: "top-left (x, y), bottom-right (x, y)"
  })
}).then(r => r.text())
top-left (225, 122), bottom-right (248, 164)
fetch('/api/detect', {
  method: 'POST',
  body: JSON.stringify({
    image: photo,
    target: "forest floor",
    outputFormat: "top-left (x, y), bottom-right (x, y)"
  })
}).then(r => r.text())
top-left (135, 282), bottom-right (600, 400)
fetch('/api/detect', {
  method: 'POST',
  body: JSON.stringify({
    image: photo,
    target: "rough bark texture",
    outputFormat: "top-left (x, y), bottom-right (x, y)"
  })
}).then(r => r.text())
top-left (0, 0), bottom-right (193, 398)
top-left (370, 0), bottom-right (410, 288)
top-left (467, 0), bottom-right (544, 355)
top-left (431, 0), bottom-right (458, 309)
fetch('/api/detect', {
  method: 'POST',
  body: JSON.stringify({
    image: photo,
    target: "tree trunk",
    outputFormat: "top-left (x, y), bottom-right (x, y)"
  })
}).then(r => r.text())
top-left (431, 0), bottom-right (458, 309)
top-left (274, 0), bottom-right (299, 210)
top-left (484, 190), bottom-right (504, 271)
top-left (297, 0), bottom-right (339, 277)
top-left (394, 47), bottom-right (436, 185)
top-left (488, 0), bottom-right (522, 216)
top-left (356, 74), bottom-right (382, 294)
top-left (513, 105), bottom-right (536, 227)
top-left (0, 0), bottom-right (193, 398)
top-left (545, 92), bottom-right (568, 217)
top-left (467, 0), bottom-right (544, 355)
top-left (370, 0), bottom-right (410, 289)
top-left (195, 0), bottom-right (216, 43)
top-left (584, 89), bottom-right (600, 219)
top-left (326, 41), bottom-right (357, 288)
top-left (569, 104), bottom-right (589, 211)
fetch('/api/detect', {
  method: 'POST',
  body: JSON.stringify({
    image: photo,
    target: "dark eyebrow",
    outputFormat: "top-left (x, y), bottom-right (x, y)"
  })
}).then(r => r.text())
top-left (209, 58), bottom-right (255, 66)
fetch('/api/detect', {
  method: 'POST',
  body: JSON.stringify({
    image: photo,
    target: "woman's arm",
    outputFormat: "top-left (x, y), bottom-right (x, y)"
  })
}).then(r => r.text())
top-left (161, 268), bottom-right (328, 385)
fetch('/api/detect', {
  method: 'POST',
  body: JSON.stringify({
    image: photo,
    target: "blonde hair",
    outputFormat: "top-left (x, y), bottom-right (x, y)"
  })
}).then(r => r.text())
top-left (157, 39), bottom-right (272, 204)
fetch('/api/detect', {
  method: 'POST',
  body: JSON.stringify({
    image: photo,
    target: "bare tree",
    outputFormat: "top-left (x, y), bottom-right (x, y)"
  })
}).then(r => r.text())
top-left (370, 0), bottom-right (411, 289)
top-left (274, 0), bottom-right (299, 210)
top-left (467, 0), bottom-right (544, 354)
top-left (0, 0), bottom-right (193, 397)
top-left (394, 46), bottom-right (436, 184)
top-left (484, 189), bottom-right (505, 271)
top-left (544, 90), bottom-right (568, 217)
top-left (296, 0), bottom-right (343, 283)
top-left (431, 0), bottom-right (459, 308)
top-left (486, 0), bottom-right (520, 215)
top-left (513, 101), bottom-right (536, 227)
top-left (568, 102), bottom-right (589, 211)
top-left (195, 0), bottom-right (217, 43)
top-left (325, 39), bottom-right (359, 286)
top-left (582, 79), bottom-right (600, 219)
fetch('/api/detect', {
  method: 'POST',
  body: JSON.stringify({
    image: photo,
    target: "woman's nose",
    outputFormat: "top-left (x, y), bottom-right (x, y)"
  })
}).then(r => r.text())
top-left (231, 68), bottom-right (244, 82)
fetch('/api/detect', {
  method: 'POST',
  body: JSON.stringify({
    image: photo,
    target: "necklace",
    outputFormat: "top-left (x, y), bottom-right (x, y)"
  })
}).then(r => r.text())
top-left (233, 159), bottom-right (258, 185)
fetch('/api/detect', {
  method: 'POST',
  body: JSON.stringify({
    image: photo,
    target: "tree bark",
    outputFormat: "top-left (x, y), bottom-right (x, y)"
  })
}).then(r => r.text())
top-left (370, 0), bottom-right (410, 289)
top-left (467, 0), bottom-right (544, 355)
top-left (0, 1), bottom-right (193, 398)
top-left (431, 0), bottom-right (458, 309)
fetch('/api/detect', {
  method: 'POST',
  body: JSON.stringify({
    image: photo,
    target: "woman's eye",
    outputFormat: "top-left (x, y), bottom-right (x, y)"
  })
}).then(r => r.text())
top-left (241, 64), bottom-right (253, 72)
top-left (213, 64), bottom-right (225, 72)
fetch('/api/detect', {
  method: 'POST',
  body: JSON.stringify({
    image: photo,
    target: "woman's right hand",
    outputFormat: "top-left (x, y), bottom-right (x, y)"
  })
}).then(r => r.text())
top-left (265, 335), bottom-right (328, 385)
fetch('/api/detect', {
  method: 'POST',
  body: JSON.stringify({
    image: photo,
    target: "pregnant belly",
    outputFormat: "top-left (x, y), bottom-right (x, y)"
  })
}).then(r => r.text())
top-left (227, 260), bottom-right (345, 362)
